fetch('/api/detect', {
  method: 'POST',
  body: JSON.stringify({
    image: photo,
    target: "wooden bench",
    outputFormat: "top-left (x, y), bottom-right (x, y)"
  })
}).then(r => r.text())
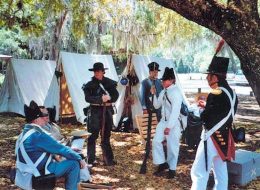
top-left (135, 113), bottom-right (158, 145)
top-left (78, 182), bottom-right (113, 190)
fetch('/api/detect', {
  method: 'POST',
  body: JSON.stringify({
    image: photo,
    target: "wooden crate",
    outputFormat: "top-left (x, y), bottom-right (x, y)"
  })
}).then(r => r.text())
top-left (227, 149), bottom-right (260, 185)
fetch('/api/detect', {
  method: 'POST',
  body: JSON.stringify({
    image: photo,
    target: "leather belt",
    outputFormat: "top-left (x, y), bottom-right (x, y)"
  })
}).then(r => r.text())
top-left (90, 103), bottom-right (112, 107)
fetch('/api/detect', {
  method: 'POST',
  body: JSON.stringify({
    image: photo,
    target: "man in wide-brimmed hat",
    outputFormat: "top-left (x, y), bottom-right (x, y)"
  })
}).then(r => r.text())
top-left (82, 62), bottom-right (119, 166)
top-left (140, 62), bottom-right (163, 120)
top-left (14, 101), bottom-right (85, 190)
top-left (151, 67), bottom-right (183, 179)
top-left (191, 56), bottom-right (238, 190)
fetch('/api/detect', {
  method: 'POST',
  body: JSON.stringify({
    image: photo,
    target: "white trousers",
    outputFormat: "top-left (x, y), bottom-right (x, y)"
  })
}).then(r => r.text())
top-left (152, 120), bottom-right (181, 170)
top-left (191, 138), bottom-right (228, 190)
top-left (80, 166), bottom-right (91, 182)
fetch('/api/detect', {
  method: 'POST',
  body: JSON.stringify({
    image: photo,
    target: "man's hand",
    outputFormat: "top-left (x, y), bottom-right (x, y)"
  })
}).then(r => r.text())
top-left (102, 94), bottom-right (111, 102)
top-left (54, 155), bottom-right (62, 162)
top-left (79, 160), bottom-right (86, 169)
top-left (164, 128), bottom-right (170, 135)
top-left (150, 86), bottom-right (156, 95)
top-left (72, 148), bottom-right (81, 153)
top-left (198, 100), bottom-right (206, 108)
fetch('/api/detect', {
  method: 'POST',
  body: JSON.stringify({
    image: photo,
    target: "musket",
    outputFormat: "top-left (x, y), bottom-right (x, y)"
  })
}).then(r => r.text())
top-left (204, 139), bottom-right (208, 171)
top-left (99, 83), bottom-right (109, 165)
top-left (139, 79), bottom-right (155, 174)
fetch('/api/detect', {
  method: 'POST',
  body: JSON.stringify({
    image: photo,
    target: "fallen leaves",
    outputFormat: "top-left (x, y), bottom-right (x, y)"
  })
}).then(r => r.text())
top-left (0, 94), bottom-right (259, 189)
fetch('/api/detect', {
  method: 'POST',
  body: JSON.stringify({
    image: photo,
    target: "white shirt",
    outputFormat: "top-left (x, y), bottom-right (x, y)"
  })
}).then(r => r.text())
top-left (153, 84), bottom-right (183, 129)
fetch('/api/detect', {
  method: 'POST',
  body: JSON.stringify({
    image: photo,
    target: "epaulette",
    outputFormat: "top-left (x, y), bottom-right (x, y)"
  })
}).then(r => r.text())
top-left (211, 88), bottom-right (222, 95)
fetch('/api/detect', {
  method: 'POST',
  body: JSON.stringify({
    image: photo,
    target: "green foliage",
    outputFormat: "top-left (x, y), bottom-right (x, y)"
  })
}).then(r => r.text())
top-left (112, 54), bottom-right (127, 74)
top-left (0, 0), bottom-right (48, 35)
top-left (70, 0), bottom-right (93, 39)
top-left (135, 3), bottom-right (156, 32)
top-left (101, 35), bottom-right (113, 53)
top-left (0, 27), bottom-right (29, 58)
top-left (0, 0), bottom-right (240, 74)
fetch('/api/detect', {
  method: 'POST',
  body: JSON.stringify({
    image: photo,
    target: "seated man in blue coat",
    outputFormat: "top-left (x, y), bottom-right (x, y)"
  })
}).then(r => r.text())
top-left (15, 100), bottom-right (85, 190)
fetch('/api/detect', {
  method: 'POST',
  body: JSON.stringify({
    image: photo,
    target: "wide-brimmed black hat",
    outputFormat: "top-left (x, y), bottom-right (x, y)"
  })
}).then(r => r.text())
top-left (24, 101), bottom-right (46, 122)
top-left (148, 62), bottom-right (160, 71)
top-left (88, 62), bottom-right (108, 72)
top-left (161, 67), bottom-right (175, 81)
top-left (205, 56), bottom-right (229, 75)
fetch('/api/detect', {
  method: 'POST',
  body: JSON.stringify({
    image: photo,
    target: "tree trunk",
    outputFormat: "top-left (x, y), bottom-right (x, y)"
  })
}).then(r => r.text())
top-left (49, 11), bottom-right (68, 60)
top-left (153, 0), bottom-right (260, 105)
top-left (97, 20), bottom-right (102, 54)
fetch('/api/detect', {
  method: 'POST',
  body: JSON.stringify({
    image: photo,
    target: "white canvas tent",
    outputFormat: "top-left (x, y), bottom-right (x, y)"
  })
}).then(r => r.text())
top-left (0, 53), bottom-right (119, 124)
top-left (0, 59), bottom-right (56, 116)
top-left (56, 51), bottom-right (119, 124)
top-left (114, 54), bottom-right (188, 129)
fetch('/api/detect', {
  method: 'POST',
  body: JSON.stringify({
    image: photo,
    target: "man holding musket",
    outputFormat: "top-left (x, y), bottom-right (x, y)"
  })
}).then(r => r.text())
top-left (82, 62), bottom-right (119, 166)
top-left (140, 62), bottom-right (163, 121)
top-left (191, 56), bottom-right (238, 190)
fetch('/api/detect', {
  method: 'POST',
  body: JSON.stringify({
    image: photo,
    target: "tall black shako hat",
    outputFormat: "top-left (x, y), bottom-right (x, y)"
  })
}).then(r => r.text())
top-left (148, 62), bottom-right (160, 71)
top-left (89, 62), bottom-right (108, 72)
top-left (24, 100), bottom-right (43, 122)
top-left (205, 39), bottom-right (229, 76)
top-left (161, 67), bottom-right (175, 81)
top-left (206, 56), bottom-right (229, 75)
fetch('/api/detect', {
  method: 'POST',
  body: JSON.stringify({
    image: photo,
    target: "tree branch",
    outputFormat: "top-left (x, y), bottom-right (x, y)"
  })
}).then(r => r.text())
top-left (227, 0), bottom-right (258, 18)
top-left (153, 0), bottom-right (228, 34)
top-left (152, 0), bottom-right (259, 46)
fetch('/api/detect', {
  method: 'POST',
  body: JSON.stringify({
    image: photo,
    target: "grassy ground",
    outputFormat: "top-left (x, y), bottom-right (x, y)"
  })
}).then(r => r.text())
top-left (0, 94), bottom-right (259, 190)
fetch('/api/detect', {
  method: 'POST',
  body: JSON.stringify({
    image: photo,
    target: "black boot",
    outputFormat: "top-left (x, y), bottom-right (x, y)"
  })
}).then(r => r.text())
top-left (168, 170), bottom-right (176, 179)
top-left (153, 163), bottom-right (169, 176)
top-left (104, 160), bottom-right (117, 166)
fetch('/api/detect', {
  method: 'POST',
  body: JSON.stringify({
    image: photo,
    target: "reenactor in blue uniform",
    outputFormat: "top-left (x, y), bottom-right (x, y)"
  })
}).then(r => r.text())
top-left (140, 62), bottom-right (163, 120)
top-left (191, 56), bottom-right (238, 190)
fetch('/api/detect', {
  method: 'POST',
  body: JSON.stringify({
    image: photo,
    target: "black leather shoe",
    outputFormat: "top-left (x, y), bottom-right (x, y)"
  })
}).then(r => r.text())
top-left (88, 161), bottom-right (98, 167)
top-left (81, 180), bottom-right (90, 183)
top-left (104, 160), bottom-right (117, 166)
top-left (168, 170), bottom-right (176, 179)
top-left (153, 162), bottom-right (169, 176)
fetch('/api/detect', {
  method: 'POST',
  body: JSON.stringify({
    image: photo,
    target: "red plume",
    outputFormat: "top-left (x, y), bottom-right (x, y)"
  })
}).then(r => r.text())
top-left (215, 39), bottom-right (225, 55)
